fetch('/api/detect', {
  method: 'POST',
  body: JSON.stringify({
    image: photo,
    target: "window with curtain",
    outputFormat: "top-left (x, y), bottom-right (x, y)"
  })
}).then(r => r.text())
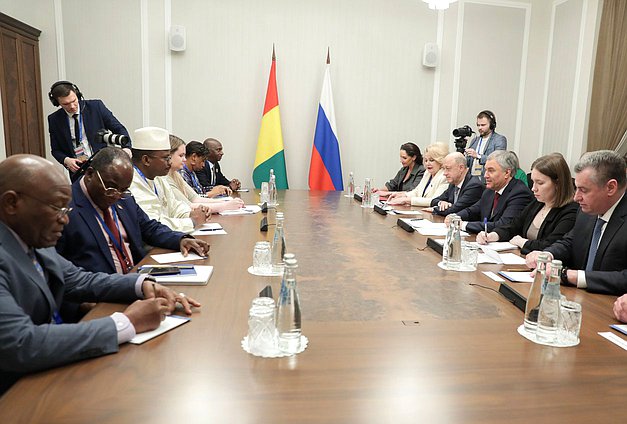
top-left (587, 0), bottom-right (627, 152)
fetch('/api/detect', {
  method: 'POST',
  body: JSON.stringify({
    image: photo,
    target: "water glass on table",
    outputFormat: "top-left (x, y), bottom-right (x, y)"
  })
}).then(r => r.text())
top-left (558, 300), bottom-right (582, 344)
top-left (260, 182), bottom-right (269, 204)
top-left (253, 241), bottom-right (272, 274)
top-left (461, 241), bottom-right (479, 271)
top-left (247, 297), bottom-right (277, 355)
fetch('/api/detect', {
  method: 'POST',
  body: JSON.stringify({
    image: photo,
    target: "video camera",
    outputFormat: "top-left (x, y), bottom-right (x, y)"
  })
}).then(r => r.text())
top-left (95, 129), bottom-right (130, 147)
top-left (452, 125), bottom-right (474, 154)
top-left (71, 129), bottom-right (129, 182)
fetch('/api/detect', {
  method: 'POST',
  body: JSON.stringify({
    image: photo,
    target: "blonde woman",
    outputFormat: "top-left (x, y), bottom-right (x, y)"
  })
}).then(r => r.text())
top-left (387, 142), bottom-right (449, 206)
top-left (160, 135), bottom-right (243, 213)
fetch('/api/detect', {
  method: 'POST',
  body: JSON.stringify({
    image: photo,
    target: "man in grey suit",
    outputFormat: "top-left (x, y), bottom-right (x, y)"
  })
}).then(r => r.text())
top-left (464, 110), bottom-right (507, 180)
top-left (526, 150), bottom-right (627, 295)
top-left (0, 154), bottom-right (200, 394)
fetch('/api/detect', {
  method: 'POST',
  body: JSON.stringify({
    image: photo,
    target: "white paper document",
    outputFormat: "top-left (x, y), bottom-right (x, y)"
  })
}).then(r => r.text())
top-left (191, 223), bottom-right (227, 236)
top-left (598, 332), bottom-right (627, 351)
top-left (391, 209), bottom-right (422, 216)
top-left (151, 252), bottom-right (207, 264)
top-left (405, 220), bottom-right (469, 237)
top-left (478, 248), bottom-right (526, 265)
top-left (483, 271), bottom-right (505, 282)
top-left (152, 265), bottom-right (214, 285)
top-left (219, 205), bottom-right (262, 215)
top-left (498, 271), bottom-right (534, 283)
top-left (129, 315), bottom-right (190, 345)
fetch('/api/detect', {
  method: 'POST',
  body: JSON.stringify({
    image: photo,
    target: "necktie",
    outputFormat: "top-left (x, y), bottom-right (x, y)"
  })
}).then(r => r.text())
top-left (211, 165), bottom-right (217, 186)
top-left (73, 113), bottom-right (80, 147)
top-left (491, 192), bottom-right (500, 216)
top-left (585, 217), bottom-right (605, 271)
top-left (454, 186), bottom-right (460, 204)
top-left (103, 207), bottom-right (130, 273)
top-left (28, 249), bottom-right (45, 280)
top-left (28, 250), bottom-right (63, 324)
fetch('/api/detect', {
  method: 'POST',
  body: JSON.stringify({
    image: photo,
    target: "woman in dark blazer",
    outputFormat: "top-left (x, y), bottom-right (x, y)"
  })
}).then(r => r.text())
top-left (375, 142), bottom-right (425, 195)
top-left (477, 153), bottom-right (578, 255)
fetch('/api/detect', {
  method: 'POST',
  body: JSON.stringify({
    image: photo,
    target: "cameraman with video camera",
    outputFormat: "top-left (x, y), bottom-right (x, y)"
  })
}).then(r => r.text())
top-left (462, 110), bottom-right (507, 179)
top-left (47, 81), bottom-right (132, 180)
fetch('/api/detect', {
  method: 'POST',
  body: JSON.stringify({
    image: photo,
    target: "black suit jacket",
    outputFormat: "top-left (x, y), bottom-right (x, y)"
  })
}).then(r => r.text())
top-left (195, 161), bottom-right (231, 188)
top-left (494, 200), bottom-right (579, 254)
top-left (457, 178), bottom-right (534, 234)
top-left (48, 99), bottom-right (131, 166)
top-left (430, 172), bottom-right (485, 216)
top-left (545, 194), bottom-right (627, 295)
top-left (56, 180), bottom-right (185, 274)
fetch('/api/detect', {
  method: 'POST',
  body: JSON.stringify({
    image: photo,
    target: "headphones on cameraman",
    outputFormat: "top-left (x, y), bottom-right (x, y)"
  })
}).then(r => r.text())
top-left (479, 110), bottom-right (496, 131)
top-left (48, 81), bottom-right (84, 107)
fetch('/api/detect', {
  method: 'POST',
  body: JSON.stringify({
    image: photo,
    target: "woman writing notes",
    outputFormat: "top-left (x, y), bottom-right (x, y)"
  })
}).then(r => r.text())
top-left (386, 142), bottom-right (449, 207)
top-left (374, 142), bottom-right (425, 196)
top-left (476, 153), bottom-right (577, 254)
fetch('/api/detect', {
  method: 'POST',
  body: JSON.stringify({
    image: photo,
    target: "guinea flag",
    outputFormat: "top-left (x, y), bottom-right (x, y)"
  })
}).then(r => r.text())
top-left (253, 46), bottom-right (288, 189)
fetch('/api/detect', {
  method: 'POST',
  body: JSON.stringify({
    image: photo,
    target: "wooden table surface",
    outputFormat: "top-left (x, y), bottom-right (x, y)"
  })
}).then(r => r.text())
top-left (1, 190), bottom-right (625, 423)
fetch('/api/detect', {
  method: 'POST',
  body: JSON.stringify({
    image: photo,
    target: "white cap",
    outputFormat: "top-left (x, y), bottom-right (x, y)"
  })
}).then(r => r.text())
top-left (132, 126), bottom-right (170, 150)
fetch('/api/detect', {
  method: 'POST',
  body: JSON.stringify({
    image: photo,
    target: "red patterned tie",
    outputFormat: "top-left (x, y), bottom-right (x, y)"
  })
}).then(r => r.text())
top-left (491, 193), bottom-right (500, 216)
top-left (102, 207), bottom-right (130, 273)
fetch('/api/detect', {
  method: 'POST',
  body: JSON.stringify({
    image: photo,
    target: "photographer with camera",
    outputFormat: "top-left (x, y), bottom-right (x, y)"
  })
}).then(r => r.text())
top-left (47, 81), bottom-right (132, 180)
top-left (461, 110), bottom-right (507, 179)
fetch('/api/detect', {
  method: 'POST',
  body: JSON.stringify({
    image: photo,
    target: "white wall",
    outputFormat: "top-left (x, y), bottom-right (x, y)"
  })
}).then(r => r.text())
top-left (0, 0), bottom-right (602, 187)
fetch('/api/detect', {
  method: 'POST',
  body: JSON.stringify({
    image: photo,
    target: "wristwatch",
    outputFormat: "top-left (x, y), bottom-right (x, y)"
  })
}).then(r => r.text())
top-left (560, 267), bottom-right (569, 284)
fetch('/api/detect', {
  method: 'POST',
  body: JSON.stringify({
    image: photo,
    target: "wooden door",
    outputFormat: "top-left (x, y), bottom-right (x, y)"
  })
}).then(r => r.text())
top-left (0, 12), bottom-right (44, 157)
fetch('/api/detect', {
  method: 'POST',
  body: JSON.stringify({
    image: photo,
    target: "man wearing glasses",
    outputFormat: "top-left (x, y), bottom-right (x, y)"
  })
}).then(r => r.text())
top-left (56, 147), bottom-right (209, 275)
top-left (0, 154), bottom-right (200, 395)
top-left (129, 127), bottom-right (212, 232)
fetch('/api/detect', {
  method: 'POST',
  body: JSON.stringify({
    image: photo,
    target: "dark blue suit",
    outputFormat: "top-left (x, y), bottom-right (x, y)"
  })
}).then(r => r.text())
top-left (457, 178), bottom-right (533, 234)
top-left (430, 172), bottom-right (485, 216)
top-left (56, 180), bottom-right (185, 274)
top-left (48, 99), bottom-right (131, 166)
top-left (545, 195), bottom-right (627, 295)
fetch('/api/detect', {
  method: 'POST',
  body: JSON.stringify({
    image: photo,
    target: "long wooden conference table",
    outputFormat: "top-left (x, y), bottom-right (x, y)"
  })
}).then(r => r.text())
top-left (0, 190), bottom-right (625, 423)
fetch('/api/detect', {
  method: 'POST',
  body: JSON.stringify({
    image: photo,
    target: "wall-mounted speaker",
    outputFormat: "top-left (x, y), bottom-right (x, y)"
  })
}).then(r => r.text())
top-left (169, 25), bottom-right (186, 52)
top-left (422, 42), bottom-right (438, 68)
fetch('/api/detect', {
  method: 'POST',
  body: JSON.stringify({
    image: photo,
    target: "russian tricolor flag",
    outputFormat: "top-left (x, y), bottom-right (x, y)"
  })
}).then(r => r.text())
top-left (309, 52), bottom-right (343, 191)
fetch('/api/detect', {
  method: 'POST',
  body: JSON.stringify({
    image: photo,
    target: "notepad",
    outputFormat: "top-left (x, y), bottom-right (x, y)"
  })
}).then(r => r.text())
top-left (219, 205), bottom-right (261, 215)
top-left (191, 223), bottom-right (227, 236)
top-left (129, 315), bottom-right (190, 345)
top-left (498, 271), bottom-right (534, 283)
top-left (151, 252), bottom-right (206, 264)
top-left (151, 265), bottom-right (213, 285)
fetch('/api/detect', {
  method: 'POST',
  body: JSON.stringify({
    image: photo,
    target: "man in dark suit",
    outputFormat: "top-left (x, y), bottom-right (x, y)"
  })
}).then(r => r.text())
top-left (425, 152), bottom-right (484, 216)
top-left (196, 138), bottom-right (241, 192)
top-left (464, 110), bottom-right (507, 180)
top-left (448, 150), bottom-right (533, 233)
top-left (526, 150), bottom-right (627, 295)
top-left (56, 147), bottom-right (209, 274)
top-left (0, 154), bottom-right (199, 394)
top-left (47, 81), bottom-right (131, 179)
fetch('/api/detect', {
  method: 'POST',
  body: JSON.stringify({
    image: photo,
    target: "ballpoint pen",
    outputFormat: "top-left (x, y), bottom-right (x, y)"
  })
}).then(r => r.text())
top-left (483, 217), bottom-right (488, 237)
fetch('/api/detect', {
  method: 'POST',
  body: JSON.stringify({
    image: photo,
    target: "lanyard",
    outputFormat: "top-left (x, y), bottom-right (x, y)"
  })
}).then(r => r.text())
top-left (134, 165), bottom-right (159, 197)
top-left (183, 164), bottom-right (203, 192)
top-left (90, 203), bottom-right (131, 269)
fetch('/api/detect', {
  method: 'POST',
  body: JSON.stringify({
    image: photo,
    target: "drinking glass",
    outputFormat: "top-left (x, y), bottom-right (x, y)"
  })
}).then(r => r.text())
top-left (252, 241), bottom-right (272, 274)
top-left (260, 182), bottom-right (269, 204)
top-left (461, 242), bottom-right (479, 271)
top-left (558, 300), bottom-right (582, 345)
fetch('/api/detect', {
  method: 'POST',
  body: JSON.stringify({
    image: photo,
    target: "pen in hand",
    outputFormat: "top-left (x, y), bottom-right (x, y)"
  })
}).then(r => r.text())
top-left (483, 217), bottom-right (488, 239)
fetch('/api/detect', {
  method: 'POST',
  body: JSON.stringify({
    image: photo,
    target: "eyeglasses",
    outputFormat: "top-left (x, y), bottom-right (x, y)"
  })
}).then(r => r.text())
top-left (18, 192), bottom-right (73, 218)
top-left (148, 154), bottom-right (172, 163)
top-left (96, 170), bottom-right (133, 199)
